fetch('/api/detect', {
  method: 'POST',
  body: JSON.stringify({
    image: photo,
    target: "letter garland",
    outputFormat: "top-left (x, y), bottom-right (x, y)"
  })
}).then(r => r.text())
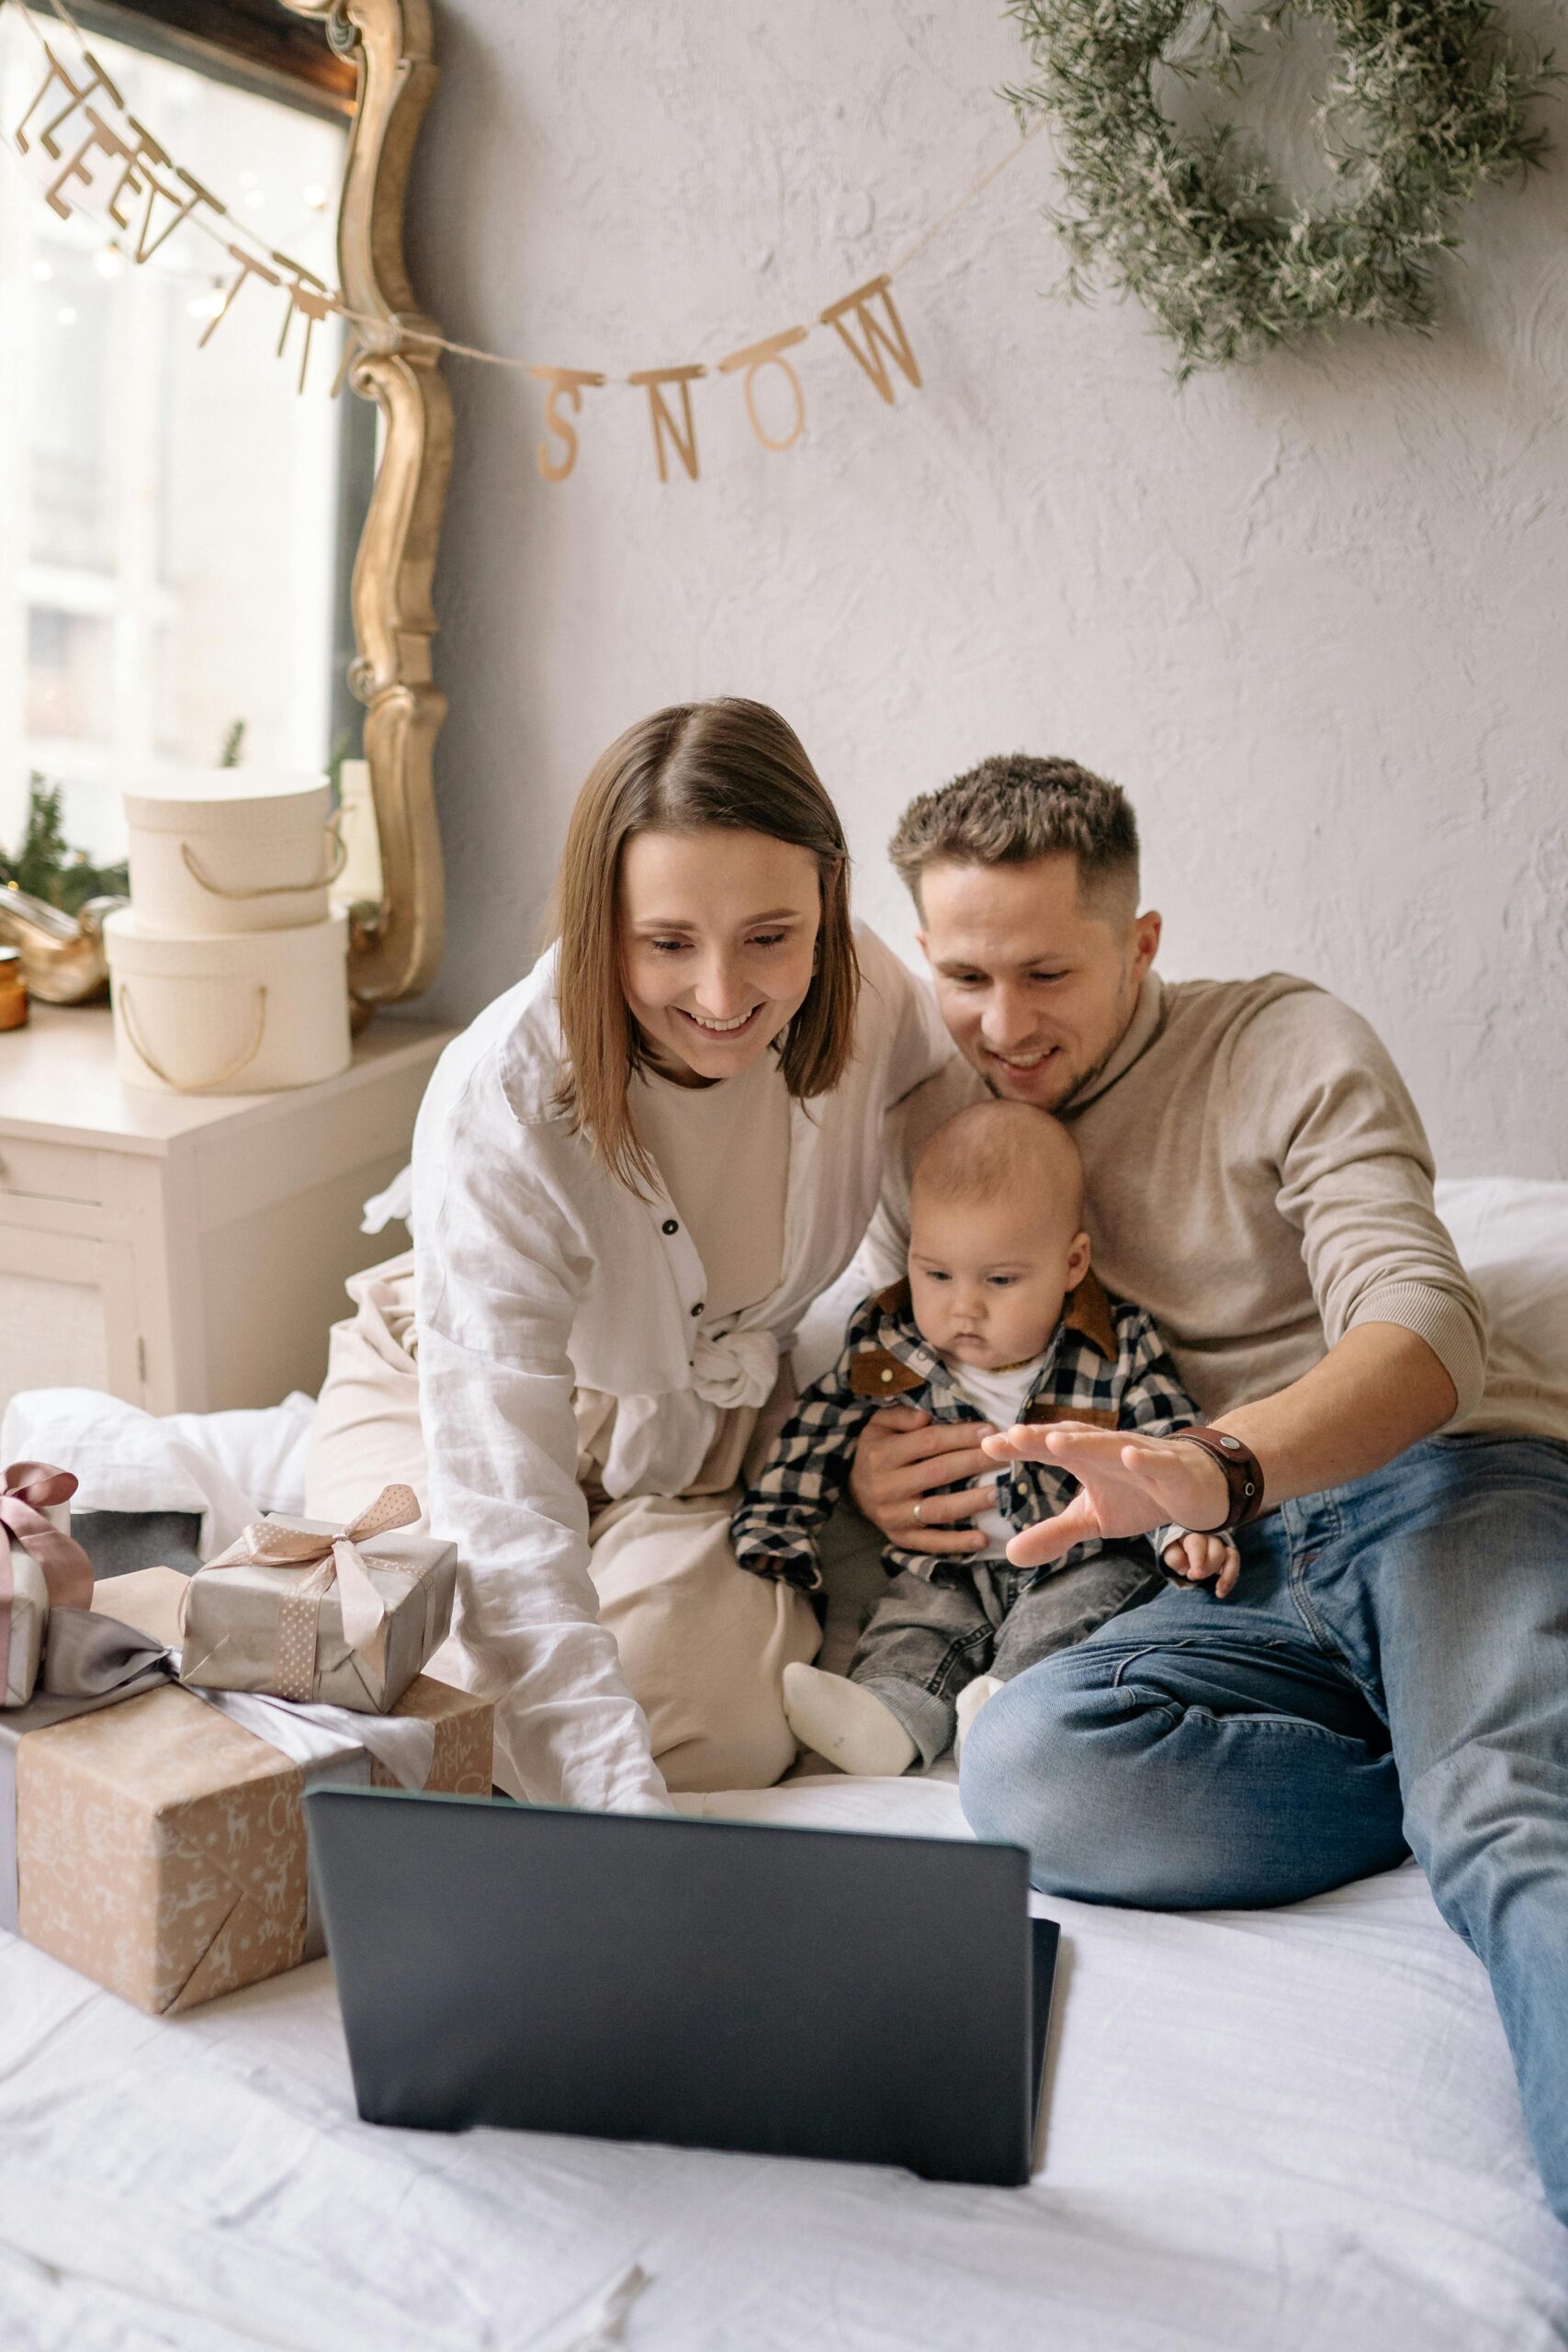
top-left (1, 0), bottom-right (1043, 474)
top-left (4, 6), bottom-right (351, 392)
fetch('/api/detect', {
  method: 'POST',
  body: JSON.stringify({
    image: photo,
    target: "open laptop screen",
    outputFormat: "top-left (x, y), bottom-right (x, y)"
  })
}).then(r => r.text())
top-left (308, 1788), bottom-right (1057, 2188)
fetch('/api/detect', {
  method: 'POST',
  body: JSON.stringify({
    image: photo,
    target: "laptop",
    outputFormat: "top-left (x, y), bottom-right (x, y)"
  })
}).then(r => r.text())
top-left (306, 1786), bottom-right (1059, 2187)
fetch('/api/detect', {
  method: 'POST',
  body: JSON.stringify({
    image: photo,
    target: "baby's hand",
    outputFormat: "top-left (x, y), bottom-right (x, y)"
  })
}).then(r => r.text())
top-left (1162, 1528), bottom-right (1242, 1599)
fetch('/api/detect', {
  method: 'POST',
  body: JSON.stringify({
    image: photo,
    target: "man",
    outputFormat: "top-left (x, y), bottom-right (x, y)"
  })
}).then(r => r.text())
top-left (849, 753), bottom-right (1568, 2223)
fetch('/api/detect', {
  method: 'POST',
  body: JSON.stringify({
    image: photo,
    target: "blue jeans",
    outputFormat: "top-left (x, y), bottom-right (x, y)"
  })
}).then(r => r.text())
top-left (959, 1434), bottom-right (1568, 2222)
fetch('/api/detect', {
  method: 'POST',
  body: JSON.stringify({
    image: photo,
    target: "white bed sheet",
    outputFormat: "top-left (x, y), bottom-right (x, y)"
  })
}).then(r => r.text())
top-left (2, 1769), bottom-right (1564, 2352)
top-left (3, 1175), bottom-right (1565, 2346)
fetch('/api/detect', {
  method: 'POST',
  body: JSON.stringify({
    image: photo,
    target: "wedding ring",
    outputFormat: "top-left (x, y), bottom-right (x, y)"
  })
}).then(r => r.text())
top-left (911, 1500), bottom-right (923, 1525)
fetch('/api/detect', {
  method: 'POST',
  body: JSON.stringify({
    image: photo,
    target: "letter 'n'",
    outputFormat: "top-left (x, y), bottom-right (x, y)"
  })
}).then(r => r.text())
top-left (818, 276), bottom-right (922, 406)
top-left (627, 366), bottom-right (706, 483)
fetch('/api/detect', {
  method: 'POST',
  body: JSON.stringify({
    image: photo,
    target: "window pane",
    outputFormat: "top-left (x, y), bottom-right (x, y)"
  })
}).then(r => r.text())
top-left (25, 607), bottom-right (113, 741)
top-left (28, 244), bottom-right (117, 572)
top-left (0, 11), bottom-right (360, 859)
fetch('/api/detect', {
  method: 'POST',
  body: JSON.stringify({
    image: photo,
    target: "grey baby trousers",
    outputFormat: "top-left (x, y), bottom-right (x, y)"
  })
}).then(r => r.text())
top-left (851, 1549), bottom-right (1162, 1770)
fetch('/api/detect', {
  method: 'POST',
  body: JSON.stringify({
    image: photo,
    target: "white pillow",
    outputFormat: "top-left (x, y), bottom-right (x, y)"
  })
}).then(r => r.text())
top-left (1436, 1177), bottom-right (1568, 1372)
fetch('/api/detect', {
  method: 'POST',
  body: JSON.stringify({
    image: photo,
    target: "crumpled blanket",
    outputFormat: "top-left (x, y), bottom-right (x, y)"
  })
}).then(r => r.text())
top-left (0, 1386), bottom-right (314, 1560)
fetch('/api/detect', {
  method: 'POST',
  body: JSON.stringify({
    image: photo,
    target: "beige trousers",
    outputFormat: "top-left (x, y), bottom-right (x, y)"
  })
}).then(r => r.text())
top-left (304, 1253), bottom-right (818, 1792)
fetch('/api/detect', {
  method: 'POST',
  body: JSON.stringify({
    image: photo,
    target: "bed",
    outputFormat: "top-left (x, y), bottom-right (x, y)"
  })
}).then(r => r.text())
top-left (2, 1178), bottom-right (1565, 2349)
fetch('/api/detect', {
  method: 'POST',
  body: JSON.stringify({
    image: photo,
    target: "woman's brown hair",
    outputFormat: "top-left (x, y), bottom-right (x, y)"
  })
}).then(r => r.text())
top-left (551, 697), bottom-right (859, 1193)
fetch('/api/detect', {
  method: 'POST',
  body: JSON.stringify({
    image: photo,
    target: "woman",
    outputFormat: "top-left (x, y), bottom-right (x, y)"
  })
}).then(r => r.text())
top-left (307, 699), bottom-right (955, 1812)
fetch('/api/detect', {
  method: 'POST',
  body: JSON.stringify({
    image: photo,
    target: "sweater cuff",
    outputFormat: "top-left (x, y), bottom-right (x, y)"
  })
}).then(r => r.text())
top-left (1346, 1281), bottom-right (1486, 1425)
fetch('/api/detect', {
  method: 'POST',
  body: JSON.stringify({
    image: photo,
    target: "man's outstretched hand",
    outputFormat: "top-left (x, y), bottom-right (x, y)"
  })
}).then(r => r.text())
top-left (987, 1423), bottom-right (1233, 1570)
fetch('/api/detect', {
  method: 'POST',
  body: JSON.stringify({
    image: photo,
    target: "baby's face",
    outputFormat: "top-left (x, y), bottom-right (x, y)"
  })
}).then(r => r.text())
top-left (908, 1193), bottom-right (1085, 1373)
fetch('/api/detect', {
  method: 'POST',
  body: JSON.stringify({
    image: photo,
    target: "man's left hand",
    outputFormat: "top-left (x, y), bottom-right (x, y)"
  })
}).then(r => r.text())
top-left (992, 1423), bottom-right (1232, 1568)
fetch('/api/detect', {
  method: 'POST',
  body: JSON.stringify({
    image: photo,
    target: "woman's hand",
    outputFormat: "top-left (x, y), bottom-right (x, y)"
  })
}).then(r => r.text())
top-left (849, 1406), bottom-right (994, 1556)
top-left (990, 1423), bottom-right (1232, 1569)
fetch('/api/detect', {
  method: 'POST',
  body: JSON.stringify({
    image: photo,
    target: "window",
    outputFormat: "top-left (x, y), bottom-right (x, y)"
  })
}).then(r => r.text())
top-left (0, 7), bottom-right (367, 865)
top-left (25, 606), bottom-right (113, 739)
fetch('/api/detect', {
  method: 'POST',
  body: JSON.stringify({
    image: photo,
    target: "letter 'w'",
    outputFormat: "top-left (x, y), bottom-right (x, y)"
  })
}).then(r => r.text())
top-left (818, 277), bottom-right (922, 407)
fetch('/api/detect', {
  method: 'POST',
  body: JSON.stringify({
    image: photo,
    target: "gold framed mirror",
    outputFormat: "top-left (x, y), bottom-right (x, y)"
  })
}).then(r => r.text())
top-left (281, 0), bottom-right (450, 1010)
top-left (0, 0), bottom-right (450, 1015)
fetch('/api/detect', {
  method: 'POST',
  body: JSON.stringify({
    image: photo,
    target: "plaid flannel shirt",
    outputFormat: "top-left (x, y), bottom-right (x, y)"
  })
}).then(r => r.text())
top-left (731, 1270), bottom-right (1204, 1592)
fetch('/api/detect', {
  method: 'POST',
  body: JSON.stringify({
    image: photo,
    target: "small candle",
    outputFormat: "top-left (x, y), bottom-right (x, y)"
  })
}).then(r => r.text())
top-left (0, 944), bottom-right (28, 1030)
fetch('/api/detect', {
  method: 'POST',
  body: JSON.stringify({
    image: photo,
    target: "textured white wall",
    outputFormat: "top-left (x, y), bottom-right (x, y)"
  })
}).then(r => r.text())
top-left (402, 0), bottom-right (1568, 1178)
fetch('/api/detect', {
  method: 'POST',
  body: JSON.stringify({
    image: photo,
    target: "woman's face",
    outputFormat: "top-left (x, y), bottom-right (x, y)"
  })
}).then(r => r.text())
top-left (620, 826), bottom-right (824, 1085)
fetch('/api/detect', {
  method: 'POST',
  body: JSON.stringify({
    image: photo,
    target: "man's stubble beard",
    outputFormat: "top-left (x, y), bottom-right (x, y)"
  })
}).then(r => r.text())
top-left (977, 959), bottom-right (1140, 1118)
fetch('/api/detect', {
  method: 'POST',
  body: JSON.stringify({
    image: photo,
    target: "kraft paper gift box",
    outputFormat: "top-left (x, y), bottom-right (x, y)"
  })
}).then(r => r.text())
top-left (2, 1463), bottom-right (96, 1709)
top-left (0, 1568), bottom-right (493, 2016)
top-left (179, 1484), bottom-right (457, 1714)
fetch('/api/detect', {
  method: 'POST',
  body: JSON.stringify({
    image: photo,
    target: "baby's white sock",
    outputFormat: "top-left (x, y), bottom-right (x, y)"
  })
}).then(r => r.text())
top-left (783, 1663), bottom-right (918, 1777)
top-left (954, 1673), bottom-right (1004, 1760)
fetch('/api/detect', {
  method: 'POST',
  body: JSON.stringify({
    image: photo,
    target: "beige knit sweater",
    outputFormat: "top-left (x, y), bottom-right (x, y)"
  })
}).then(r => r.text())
top-left (872, 972), bottom-right (1563, 1444)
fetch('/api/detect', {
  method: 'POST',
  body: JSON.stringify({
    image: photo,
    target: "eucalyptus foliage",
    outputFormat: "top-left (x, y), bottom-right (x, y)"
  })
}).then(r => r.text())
top-left (1004, 0), bottom-right (1554, 377)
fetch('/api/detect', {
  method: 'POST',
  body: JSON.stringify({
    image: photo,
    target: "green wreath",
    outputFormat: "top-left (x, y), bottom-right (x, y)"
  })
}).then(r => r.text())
top-left (1004, 1), bottom-right (1553, 377)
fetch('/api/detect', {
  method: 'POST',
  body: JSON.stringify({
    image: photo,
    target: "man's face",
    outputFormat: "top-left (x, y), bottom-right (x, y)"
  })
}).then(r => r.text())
top-left (917, 854), bottom-right (1161, 1112)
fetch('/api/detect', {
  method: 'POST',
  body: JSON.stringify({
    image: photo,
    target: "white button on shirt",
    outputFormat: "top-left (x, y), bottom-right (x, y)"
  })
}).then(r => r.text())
top-left (411, 925), bottom-right (959, 1815)
top-left (631, 1048), bottom-right (792, 1325)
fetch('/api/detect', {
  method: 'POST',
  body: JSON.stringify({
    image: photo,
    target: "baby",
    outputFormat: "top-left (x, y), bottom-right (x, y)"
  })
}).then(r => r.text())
top-left (731, 1099), bottom-right (1237, 1775)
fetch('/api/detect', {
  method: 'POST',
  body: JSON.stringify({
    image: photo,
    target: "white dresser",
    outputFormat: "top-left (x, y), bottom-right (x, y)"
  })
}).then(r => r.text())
top-left (0, 1004), bottom-right (452, 1418)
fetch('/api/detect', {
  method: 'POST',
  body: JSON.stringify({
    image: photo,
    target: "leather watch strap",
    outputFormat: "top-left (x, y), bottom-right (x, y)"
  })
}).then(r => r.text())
top-left (1165, 1428), bottom-right (1266, 1533)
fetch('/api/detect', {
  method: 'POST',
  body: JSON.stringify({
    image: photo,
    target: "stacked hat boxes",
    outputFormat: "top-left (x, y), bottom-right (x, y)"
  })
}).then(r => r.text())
top-left (107, 772), bottom-right (352, 1095)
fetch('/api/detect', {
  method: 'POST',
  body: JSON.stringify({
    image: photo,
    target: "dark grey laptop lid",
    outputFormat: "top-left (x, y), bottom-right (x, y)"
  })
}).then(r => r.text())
top-left (307, 1786), bottom-right (1057, 2188)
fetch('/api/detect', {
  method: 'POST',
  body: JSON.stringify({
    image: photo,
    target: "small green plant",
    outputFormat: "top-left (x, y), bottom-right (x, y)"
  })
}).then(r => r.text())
top-left (0, 776), bottom-right (129, 915)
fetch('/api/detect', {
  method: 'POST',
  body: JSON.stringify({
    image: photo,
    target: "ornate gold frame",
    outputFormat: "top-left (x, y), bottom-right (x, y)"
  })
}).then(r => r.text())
top-left (1, 0), bottom-right (450, 1012)
top-left (285, 0), bottom-right (452, 1010)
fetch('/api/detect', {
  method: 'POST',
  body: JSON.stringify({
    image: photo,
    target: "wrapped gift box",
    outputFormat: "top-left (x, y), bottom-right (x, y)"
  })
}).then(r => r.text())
top-left (178, 1495), bottom-right (456, 1714)
top-left (3, 1545), bottom-right (50, 1709)
top-left (3, 1470), bottom-right (92, 1709)
top-left (1, 1569), bottom-right (492, 2016)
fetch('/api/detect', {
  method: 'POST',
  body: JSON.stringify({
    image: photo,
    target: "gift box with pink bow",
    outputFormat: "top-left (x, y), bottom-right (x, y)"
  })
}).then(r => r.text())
top-left (178, 1485), bottom-right (457, 1713)
top-left (3, 1463), bottom-right (96, 1708)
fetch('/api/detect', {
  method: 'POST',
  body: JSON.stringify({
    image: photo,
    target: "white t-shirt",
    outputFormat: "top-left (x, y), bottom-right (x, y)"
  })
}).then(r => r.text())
top-left (946, 1353), bottom-right (1044, 1560)
top-left (632, 1048), bottom-right (792, 1324)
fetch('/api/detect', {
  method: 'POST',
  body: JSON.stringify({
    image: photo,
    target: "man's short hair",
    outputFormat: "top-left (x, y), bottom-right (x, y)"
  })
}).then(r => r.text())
top-left (888, 752), bottom-right (1139, 918)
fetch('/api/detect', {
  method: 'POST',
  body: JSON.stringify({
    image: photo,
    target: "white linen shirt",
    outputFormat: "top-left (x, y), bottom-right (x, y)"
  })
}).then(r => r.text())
top-left (412, 924), bottom-right (957, 1815)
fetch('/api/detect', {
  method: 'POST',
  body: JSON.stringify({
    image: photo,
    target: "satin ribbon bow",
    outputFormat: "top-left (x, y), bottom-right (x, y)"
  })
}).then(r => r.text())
top-left (2, 1463), bottom-right (94, 1607)
top-left (196, 1483), bottom-right (421, 1702)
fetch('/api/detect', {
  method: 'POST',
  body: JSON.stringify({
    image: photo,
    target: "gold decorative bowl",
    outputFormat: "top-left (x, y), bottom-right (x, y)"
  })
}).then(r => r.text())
top-left (0, 887), bottom-right (129, 1005)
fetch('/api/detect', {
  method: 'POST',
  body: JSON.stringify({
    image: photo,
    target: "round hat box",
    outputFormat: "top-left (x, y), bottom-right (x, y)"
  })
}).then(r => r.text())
top-left (105, 907), bottom-right (351, 1095)
top-left (122, 769), bottom-right (343, 935)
